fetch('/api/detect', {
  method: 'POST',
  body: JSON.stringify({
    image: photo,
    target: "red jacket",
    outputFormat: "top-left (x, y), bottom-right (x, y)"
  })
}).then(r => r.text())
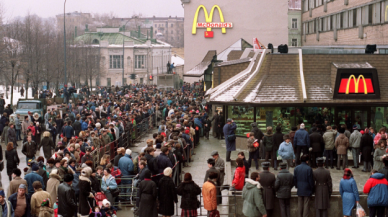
top-left (232, 166), bottom-right (246, 190)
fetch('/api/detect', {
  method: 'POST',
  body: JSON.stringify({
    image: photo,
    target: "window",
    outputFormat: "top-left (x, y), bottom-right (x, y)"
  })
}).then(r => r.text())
top-left (135, 55), bottom-right (146, 69)
top-left (292, 39), bottom-right (298, 46)
top-left (353, 9), bottom-right (357, 26)
top-left (123, 78), bottom-right (127, 85)
top-left (385, 0), bottom-right (388, 22)
top-left (228, 106), bottom-right (254, 136)
top-left (303, 0), bottom-right (309, 12)
top-left (109, 55), bottom-right (123, 69)
top-left (368, 5), bottom-right (373, 24)
top-left (171, 24), bottom-right (173, 27)
top-left (292, 18), bottom-right (298, 29)
top-left (107, 78), bottom-right (111, 87)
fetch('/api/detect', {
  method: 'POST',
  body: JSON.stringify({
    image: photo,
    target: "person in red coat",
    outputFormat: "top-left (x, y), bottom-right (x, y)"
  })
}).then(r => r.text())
top-left (230, 158), bottom-right (246, 191)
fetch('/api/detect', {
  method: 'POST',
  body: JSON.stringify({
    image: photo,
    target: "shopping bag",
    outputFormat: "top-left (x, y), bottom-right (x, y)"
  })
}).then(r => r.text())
top-left (356, 203), bottom-right (366, 217)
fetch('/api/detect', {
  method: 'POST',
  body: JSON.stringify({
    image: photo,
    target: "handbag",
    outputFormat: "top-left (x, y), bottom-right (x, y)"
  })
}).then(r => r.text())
top-left (227, 134), bottom-right (236, 142)
top-left (110, 188), bottom-right (120, 198)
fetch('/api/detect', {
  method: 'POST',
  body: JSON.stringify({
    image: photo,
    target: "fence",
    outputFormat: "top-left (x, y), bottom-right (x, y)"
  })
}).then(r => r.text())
top-left (103, 177), bottom-right (241, 216)
top-left (91, 114), bottom-right (157, 168)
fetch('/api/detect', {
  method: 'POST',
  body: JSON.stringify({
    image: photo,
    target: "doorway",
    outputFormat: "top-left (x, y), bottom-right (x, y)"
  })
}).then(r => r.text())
top-left (335, 107), bottom-right (370, 131)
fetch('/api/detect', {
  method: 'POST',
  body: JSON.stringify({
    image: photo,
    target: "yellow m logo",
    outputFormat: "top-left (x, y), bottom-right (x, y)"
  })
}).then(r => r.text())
top-left (385, 5), bottom-right (388, 22)
top-left (346, 75), bottom-right (367, 94)
top-left (192, 5), bottom-right (226, 35)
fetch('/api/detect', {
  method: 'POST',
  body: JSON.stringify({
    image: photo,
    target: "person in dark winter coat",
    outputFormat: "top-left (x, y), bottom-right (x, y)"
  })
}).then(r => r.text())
top-left (378, 158), bottom-right (388, 181)
top-left (72, 118), bottom-right (82, 137)
top-left (275, 163), bottom-right (294, 217)
top-left (363, 171), bottom-right (388, 217)
top-left (5, 142), bottom-right (19, 181)
top-left (158, 168), bottom-right (178, 216)
top-left (259, 162), bottom-right (276, 217)
top-left (176, 173), bottom-right (201, 217)
top-left (7, 123), bottom-right (17, 147)
top-left (360, 128), bottom-right (374, 172)
top-left (293, 154), bottom-right (314, 217)
top-left (157, 147), bottom-right (173, 174)
top-left (272, 126), bottom-right (284, 170)
top-left (39, 132), bottom-right (55, 160)
top-left (313, 157), bottom-right (333, 217)
top-left (57, 174), bottom-right (77, 217)
top-left (79, 167), bottom-right (94, 216)
top-left (223, 118), bottom-right (237, 162)
top-left (263, 127), bottom-right (276, 170)
top-left (294, 124), bottom-right (310, 165)
top-left (138, 170), bottom-right (158, 217)
top-left (309, 128), bottom-right (325, 168)
top-left (247, 133), bottom-right (260, 170)
top-left (8, 184), bottom-right (32, 217)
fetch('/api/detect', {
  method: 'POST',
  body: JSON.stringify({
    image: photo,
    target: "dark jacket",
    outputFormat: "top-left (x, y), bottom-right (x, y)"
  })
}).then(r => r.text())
top-left (157, 153), bottom-right (173, 174)
top-left (78, 177), bottom-right (93, 215)
top-left (24, 172), bottom-right (45, 195)
top-left (5, 149), bottom-right (19, 176)
top-left (360, 133), bottom-right (374, 163)
top-left (378, 167), bottom-right (388, 181)
top-left (138, 180), bottom-right (158, 217)
top-left (294, 162), bottom-right (314, 197)
top-left (272, 131), bottom-right (284, 151)
top-left (39, 137), bottom-right (55, 160)
top-left (8, 192), bottom-right (32, 217)
top-left (72, 121), bottom-right (82, 137)
top-left (22, 141), bottom-right (38, 158)
top-left (113, 154), bottom-right (124, 167)
top-left (313, 167), bottom-right (333, 209)
top-left (158, 176), bottom-right (178, 216)
top-left (251, 126), bottom-right (264, 141)
top-left (259, 170), bottom-right (276, 210)
top-left (7, 127), bottom-right (17, 146)
top-left (57, 182), bottom-right (77, 217)
top-left (63, 125), bottom-right (74, 138)
top-left (204, 167), bottom-right (221, 186)
top-left (274, 169), bottom-right (294, 199)
top-left (310, 132), bottom-right (324, 152)
top-left (176, 181), bottom-right (201, 210)
top-left (294, 129), bottom-right (310, 147)
top-left (223, 123), bottom-right (237, 151)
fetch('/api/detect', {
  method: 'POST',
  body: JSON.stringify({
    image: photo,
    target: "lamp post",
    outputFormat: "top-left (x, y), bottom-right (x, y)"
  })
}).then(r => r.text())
top-left (64, 0), bottom-right (67, 86)
top-left (122, 19), bottom-right (131, 87)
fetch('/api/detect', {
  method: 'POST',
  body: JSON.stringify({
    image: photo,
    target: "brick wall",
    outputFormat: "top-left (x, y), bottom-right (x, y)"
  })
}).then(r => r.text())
top-left (213, 62), bottom-right (250, 87)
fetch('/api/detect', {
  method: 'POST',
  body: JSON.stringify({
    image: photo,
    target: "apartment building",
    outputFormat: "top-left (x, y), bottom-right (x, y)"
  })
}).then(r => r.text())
top-left (56, 11), bottom-right (92, 33)
top-left (302, 0), bottom-right (388, 46)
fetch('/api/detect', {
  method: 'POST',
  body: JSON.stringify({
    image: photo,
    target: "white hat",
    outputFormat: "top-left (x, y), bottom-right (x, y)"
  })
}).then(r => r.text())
top-left (96, 123), bottom-right (101, 128)
top-left (51, 169), bottom-right (58, 175)
top-left (102, 199), bottom-right (110, 206)
top-left (300, 123), bottom-right (305, 129)
top-left (163, 167), bottom-right (172, 176)
top-left (126, 149), bottom-right (132, 156)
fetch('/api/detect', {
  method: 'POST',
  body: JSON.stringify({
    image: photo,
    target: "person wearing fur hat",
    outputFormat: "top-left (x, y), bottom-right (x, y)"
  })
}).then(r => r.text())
top-left (158, 167), bottom-right (178, 217)
top-left (278, 135), bottom-right (295, 170)
top-left (79, 167), bottom-right (94, 217)
top-left (118, 149), bottom-right (134, 201)
top-left (39, 131), bottom-right (55, 160)
top-left (242, 172), bottom-right (267, 217)
top-left (101, 199), bottom-right (117, 217)
top-left (46, 169), bottom-right (60, 204)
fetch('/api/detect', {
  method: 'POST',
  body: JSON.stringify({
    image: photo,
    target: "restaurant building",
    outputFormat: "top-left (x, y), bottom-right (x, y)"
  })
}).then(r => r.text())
top-left (205, 49), bottom-right (388, 147)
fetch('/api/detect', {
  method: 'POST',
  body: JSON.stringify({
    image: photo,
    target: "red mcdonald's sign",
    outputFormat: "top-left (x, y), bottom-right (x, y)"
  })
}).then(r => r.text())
top-left (338, 74), bottom-right (374, 94)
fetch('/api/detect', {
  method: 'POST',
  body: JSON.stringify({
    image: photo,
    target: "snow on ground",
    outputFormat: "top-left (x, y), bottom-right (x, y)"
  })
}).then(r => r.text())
top-left (0, 86), bottom-right (34, 106)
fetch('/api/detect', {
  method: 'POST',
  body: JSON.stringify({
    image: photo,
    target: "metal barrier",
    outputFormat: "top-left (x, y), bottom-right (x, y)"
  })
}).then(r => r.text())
top-left (102, 176), bottom-right (241, 216)
top-left (91, 114), bottom-right (156, 168)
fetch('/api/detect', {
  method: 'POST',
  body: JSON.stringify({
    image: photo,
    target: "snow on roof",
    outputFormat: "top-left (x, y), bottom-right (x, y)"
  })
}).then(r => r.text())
top-left (171, 55), bottom-right (184, 66)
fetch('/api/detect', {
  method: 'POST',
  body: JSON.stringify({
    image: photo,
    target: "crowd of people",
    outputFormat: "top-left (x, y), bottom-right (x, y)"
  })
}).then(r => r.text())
top-left (0, 83), bottom-right (211, 217)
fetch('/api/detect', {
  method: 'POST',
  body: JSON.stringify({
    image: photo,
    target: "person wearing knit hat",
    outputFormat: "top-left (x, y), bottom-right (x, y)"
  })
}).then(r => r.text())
top-left (158, 167), bottom-right (177, 216)
top-left (118, 148), bottom-right (134, 201)
top-left (0, 189), bottom-right (13, 217)
top-left (78, 166), bottom-right (94, 216)
top-left (294, 123), bottom-right (310, 165)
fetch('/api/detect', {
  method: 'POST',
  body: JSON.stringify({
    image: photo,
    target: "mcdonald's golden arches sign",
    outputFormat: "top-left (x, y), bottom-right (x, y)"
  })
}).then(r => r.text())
top-left (192, 5), bottom-right (233, 38)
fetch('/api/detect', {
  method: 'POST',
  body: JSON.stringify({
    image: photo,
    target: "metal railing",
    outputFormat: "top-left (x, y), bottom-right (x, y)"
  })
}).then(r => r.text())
top-left (91, 114), bottom-right (157, 168)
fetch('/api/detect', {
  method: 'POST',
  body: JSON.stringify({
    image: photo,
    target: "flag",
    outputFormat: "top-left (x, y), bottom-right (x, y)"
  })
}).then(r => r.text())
top-left (205, 31), bottom-right (214, 38)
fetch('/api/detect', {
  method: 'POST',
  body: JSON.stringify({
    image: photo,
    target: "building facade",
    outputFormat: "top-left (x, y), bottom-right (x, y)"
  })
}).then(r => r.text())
top-left (302, 0), bottom-right (388, 46)
top-left (182, 0), bottom-right (289, 75)
top-left (56, 11), bottom-right (92, 33)
top-left (75, 27), bottom-right (172, 86)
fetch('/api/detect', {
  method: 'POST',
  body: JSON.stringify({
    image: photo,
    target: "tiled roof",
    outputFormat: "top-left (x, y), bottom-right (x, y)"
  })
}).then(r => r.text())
top-left (332, 62), bottom-right (374, 69)
top-left (216, 57), bottom-right (251, 67)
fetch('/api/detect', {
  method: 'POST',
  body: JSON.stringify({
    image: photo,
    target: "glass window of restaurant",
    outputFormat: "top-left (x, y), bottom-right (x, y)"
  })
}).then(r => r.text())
top-left (228, 106), bottom-right (254, 136)
top-left (227, 106), bottom-right (335, 136)
top-left (371, 107), bottom-right (388, 131)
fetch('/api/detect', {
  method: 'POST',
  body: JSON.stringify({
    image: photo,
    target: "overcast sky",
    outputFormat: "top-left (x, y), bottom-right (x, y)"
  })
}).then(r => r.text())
top-left (2, 0), bottom-right (184, 22)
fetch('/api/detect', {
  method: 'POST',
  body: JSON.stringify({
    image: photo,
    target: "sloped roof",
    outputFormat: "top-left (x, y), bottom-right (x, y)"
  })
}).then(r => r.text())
top-left (184, 50), bottom-right (216, 77)
top-left (75, 32), bottom-right (149, 45)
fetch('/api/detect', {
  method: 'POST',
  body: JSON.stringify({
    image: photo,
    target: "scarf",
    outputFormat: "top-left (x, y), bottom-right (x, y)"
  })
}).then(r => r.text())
top-left (61, 166), bottom-right (68, 173)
